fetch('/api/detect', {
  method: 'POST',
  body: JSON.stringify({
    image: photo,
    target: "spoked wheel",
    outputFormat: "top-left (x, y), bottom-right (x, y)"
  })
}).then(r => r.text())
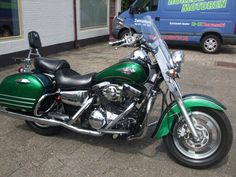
top-left (163, 107), bottom-right (233, 168)
top-left (25, 121), bottom-right (61, 136)
top-left (201, 35), bottom-right (221, 54)
top-left (119, 29), bottom-right (133, 39)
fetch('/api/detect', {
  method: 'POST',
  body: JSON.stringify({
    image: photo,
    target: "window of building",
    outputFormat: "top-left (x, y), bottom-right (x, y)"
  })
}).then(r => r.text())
top-left (80, 0), bottom-right (108, 29)
top-left (0, 0), bottom-right (21, 39)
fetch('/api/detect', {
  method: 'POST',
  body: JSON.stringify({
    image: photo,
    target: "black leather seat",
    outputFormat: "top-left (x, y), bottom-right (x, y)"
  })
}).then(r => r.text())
top-left (34, 57), bottom-right (70, 74)
top-left (55, 68), bottom-right (95, 91)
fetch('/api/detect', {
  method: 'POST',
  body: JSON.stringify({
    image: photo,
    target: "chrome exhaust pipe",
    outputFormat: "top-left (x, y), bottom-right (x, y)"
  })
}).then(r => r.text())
top-left (98, 129), bottom-right (129, 134)
top-left (0, 107), bottom-right (103, 137)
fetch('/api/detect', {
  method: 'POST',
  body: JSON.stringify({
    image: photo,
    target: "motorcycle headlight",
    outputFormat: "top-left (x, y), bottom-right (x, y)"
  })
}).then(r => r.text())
top-left (172, 50), bottom-right (184, 73)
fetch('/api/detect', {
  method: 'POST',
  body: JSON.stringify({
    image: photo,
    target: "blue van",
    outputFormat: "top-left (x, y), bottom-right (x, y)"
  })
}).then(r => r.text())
top-left (112, 0), bottom-right (236, 53)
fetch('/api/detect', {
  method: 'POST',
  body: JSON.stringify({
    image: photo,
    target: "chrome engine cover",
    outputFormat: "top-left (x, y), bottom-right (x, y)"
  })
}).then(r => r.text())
top-left (89, 109), bottom-right (106, 129)
top-left (60, 91), bottom-right (88, 106)
top-left (89, 107), bottom-right (118, 130)
top-left (102, 84), bottom-right (123, 102)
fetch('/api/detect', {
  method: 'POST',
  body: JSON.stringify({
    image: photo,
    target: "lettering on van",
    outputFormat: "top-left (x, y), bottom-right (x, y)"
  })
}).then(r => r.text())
top-left (192, 22), bottom-right (226, 27)
top-left (162, 35), bottom-right (189, 41)
top-left (168, 0), bottom-right (228, 13)
top-left (134, 19), bottom-right (151, 26)
top-left (170, 22), bottom-right (191, 26)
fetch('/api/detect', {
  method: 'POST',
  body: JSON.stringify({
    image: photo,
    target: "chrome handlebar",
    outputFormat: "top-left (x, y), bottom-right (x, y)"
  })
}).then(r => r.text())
top-left (109, 34), bottom-right (142, 49)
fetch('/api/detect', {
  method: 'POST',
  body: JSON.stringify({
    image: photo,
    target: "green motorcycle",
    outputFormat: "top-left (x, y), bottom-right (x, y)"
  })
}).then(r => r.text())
top-left (0, 16), bottom-right (232, 168)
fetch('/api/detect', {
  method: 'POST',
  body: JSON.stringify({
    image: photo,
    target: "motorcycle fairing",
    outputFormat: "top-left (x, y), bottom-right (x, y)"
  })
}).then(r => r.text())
top-left (153, 94), bottom-right (226, 140)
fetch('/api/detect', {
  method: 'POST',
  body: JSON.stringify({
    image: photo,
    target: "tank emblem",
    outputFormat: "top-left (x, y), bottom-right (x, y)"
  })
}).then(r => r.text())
top-left (117, 68), bottom-right (135, 75)
top-left (16, 78), bottom-right (30, 84)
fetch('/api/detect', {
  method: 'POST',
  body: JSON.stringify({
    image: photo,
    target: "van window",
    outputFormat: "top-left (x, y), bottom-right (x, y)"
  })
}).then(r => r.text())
top-left (134, 0), bottom-right (158, 13)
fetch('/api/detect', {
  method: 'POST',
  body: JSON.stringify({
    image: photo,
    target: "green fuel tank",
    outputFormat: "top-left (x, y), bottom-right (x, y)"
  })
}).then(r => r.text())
top-left (94, 60), bottom-right (149, 85)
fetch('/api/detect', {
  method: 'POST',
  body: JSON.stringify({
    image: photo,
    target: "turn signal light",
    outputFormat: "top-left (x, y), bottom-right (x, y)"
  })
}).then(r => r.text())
top-left (55, 95), bottom-right (62, 103)
top-left (18, 67), bottom-right (24, 73)
top-left (166, 69), bottom-right (178, 79)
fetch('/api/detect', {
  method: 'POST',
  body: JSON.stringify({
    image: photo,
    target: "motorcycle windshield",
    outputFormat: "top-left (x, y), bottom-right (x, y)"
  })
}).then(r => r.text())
top-left (136, 15), bottom-right (173, 68)
top-left (136, 16), bottom-right (182, 98)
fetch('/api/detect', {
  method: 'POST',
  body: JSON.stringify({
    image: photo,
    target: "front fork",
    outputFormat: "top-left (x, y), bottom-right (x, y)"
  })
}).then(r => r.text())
top-left (175, 97), bottom-right (199, 140)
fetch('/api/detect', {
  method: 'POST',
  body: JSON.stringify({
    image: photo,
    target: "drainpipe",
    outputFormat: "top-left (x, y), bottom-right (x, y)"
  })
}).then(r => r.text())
top-left (73, 0), bottom-right (78, 49)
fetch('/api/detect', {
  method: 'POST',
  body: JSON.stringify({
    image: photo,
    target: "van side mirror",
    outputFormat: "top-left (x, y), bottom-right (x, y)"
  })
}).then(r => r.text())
top-left (129, 5), bottom-right (136, 14)
top-left (28, 31), bottom-right (42, 49)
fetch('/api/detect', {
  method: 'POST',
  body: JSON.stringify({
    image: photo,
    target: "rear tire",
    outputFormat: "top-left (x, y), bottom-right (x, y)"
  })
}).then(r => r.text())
top-left (163, 107), bottom-right (233, 168)
top-left (200, 35), bottom-right (221, 54)
top-left (25, 121), bottom-right (61, 136)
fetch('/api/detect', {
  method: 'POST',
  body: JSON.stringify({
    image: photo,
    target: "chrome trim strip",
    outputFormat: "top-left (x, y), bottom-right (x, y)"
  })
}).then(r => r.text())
top-left (0, 101), bottom-right (33, 109)
top-left (0, 97), bottom-right (34, 105)
top-left (0, 94), bottom-right (36, 101)
top-left (61, 90), bottom-right (88, 107)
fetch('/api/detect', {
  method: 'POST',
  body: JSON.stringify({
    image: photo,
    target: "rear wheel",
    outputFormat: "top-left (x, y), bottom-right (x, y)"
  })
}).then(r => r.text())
top-left (25, 121), bottom-right (61, 136)
top-left (163, 107), bottom-right (233, 168)
top-left (200, 35), bottom-right (221, 54)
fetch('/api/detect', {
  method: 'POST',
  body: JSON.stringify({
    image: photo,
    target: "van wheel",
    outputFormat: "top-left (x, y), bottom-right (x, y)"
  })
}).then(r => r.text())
top-left (119, 29), bottom-right (132, 39)
top-left (201, 35), bottom-right (221, 54)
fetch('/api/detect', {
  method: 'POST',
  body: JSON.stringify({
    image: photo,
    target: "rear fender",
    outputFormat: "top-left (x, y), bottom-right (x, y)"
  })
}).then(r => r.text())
top-left (153, 94), bottom-right (226, 140)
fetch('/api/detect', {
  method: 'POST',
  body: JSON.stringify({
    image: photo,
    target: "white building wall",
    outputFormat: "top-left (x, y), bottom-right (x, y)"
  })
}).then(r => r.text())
top-left (0, 0), bottom-right (74, 55)
top-left (116, 0), bottom-right (122, 15)
top-left (0, 0), bottom-right (120, 56)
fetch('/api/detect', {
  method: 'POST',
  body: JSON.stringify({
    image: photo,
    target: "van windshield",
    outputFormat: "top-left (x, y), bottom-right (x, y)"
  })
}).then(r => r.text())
top-left (134, 0), bottom-right (158, 13)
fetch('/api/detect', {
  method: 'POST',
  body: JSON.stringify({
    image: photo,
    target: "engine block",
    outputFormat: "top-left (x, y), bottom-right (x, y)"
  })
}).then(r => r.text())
top-left (89, 107), bottom-right (118, 129)
top-left (102, 84), bottom-right (123, 102)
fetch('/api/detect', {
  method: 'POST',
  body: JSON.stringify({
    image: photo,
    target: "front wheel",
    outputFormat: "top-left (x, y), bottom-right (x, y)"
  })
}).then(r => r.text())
top-left (163, 107), bottom-right (233, 168)
top-left (119, 29), bottom-right (133, 39)
top-left (200, 35), bottom-right (221, 54)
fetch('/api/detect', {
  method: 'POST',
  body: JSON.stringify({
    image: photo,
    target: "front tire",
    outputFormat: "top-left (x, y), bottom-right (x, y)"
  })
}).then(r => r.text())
top-left (119, 29), bottom-right (133, 39)
top-left (163, 107), bottom-right (233, 168)
top-left (25, 121), bottom-right (61, 136)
